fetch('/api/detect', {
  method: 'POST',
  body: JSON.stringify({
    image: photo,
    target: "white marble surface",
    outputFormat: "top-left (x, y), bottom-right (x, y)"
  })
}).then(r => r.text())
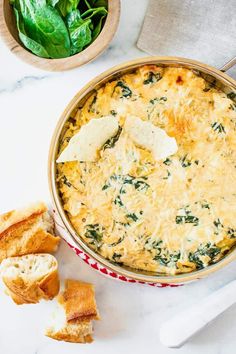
top-left (0, 1), bottom-right (236, 353)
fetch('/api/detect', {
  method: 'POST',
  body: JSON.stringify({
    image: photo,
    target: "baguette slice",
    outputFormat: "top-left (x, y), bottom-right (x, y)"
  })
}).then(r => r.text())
top-left (0, 254), bottom-right (60, 304)
top-left (45, 279), bottom-right (100, 343)
top-left (0, 202), bottom-right (60, 262)
top-left (45, 305), bottom-right (93, 343)
top-left (58, 279), bottom-right (100, 322)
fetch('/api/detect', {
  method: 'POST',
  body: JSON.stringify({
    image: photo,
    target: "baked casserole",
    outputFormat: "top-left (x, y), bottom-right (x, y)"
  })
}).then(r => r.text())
top-left (56, 65), bottom-right (236, 275)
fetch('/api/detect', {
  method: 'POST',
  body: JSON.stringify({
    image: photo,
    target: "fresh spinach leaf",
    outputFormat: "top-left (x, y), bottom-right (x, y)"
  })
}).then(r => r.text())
top-left (66, 10), bottom-right (92, 54)
top-left (88, 0), bottom-right (108, 8)
top-left (81, 5), bottom-right (107, 19)
top-left (56, 0), bottom-right (80, 17)
top-left (47, 0), bottom-right (59, 7)
top-left (14, 8), bottom-right (50, 58)
top-left (92, 13), bottom-right (106, 39)
top-left (12, 0), bottom-right (107, 59)
top-left (83, 0), bottom-right (91, 8)
top-left (16, 0), bottom-right (71, 58)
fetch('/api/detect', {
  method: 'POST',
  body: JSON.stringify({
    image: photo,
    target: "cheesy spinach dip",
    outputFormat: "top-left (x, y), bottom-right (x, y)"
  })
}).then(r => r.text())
top-left (57, 65), bottom-right (236, 275)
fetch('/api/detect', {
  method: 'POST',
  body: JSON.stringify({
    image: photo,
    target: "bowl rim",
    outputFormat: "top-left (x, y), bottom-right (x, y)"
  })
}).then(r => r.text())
top-left (48, 56), bottom-right (236, 284)
top-left (0, 0), bottom-right (120, 71)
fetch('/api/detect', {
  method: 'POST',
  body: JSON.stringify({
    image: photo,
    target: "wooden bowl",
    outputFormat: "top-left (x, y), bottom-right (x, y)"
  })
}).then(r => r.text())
top-left (0, 0), bottom-right (120, 71)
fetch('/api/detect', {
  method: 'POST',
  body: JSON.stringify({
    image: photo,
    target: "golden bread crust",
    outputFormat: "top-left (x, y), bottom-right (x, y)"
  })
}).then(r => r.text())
top-left (45, 321), bottom-right (93, 343)
top-left (0, 202), bottom-right (60, 262)
top-left (45, 278), bottom-right (100, 343)
top-left (1, 254), bottom-right (60, 304)
top-left (59, 279), bottom-right (100, 322)
top-left (0, 202), bottom-right (47, 234)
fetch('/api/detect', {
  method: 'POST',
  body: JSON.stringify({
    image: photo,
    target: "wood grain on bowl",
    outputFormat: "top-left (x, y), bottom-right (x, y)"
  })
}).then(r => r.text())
top-left (0, 0), bottom-right (120, 71)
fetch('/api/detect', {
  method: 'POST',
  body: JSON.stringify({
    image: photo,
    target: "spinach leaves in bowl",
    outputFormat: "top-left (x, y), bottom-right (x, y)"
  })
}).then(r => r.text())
top-left (10, 0), bottom-right (108, 59)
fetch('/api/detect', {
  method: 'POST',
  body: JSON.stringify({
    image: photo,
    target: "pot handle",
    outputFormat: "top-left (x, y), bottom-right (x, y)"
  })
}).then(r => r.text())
top-left (220, 56), bottom-right (236, 72)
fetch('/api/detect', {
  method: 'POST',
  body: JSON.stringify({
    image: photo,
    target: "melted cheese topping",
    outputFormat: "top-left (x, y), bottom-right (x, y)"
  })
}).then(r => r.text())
top-left (57, 66), bottom-right (236, 275)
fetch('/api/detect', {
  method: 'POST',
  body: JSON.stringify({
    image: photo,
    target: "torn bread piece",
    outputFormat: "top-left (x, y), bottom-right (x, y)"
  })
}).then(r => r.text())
top-left (0, 202), bottom-right (60, 262)
top-left (0, 254), bottom-right (59, 304)
top-left (45, 279), bottom-right (99, 343)
top-left (45, 304), bottom-right (93, 343)
top-left (56, 116), bottom-right (119, 163)
top-left (58, 279), bottom-right (100, 322)
top-left (124, 115), bottom-right (178, 161)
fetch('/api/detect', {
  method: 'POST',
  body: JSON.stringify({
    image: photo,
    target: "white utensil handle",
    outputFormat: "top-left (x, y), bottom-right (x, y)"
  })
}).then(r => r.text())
top-left (159, 280), bottom-right (236, 348)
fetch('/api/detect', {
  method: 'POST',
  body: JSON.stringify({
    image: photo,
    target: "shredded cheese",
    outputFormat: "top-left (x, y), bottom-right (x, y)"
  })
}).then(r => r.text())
top-left (56, 66), bottom-right (236, 275)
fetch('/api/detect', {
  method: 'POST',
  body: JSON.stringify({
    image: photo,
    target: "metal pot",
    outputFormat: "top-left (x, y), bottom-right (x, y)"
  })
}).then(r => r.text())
top-left (48, 56), bottom-right (236, 287)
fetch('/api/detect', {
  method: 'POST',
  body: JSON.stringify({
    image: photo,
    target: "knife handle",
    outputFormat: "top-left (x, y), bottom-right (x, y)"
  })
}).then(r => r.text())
top-left (159, 280), bottom-right (236, 348)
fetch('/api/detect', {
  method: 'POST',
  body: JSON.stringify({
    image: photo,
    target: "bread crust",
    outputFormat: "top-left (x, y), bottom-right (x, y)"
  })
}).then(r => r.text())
top-left (0, 202), bottom-right (47, 234)
top-left (45, 321), bottom-right (93, 343)
top-left (0, 202), bottom-right (60, 262)
top-left (45, 279), bottom-right (100, 343)
top-left (1, 254), bottom-right (60, 304)
top-left (58, 279), bottom-right (100, 322)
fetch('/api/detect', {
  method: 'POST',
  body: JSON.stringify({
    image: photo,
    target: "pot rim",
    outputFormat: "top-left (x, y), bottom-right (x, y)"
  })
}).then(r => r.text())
top-left (48, 56), bottom-right (236, 284)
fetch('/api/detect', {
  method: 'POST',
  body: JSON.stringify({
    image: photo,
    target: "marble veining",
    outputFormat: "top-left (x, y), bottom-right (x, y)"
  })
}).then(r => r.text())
top-left (0, 75), bottom-right (49, 94)
top-left (0, 1), bottom-right (236, 354)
